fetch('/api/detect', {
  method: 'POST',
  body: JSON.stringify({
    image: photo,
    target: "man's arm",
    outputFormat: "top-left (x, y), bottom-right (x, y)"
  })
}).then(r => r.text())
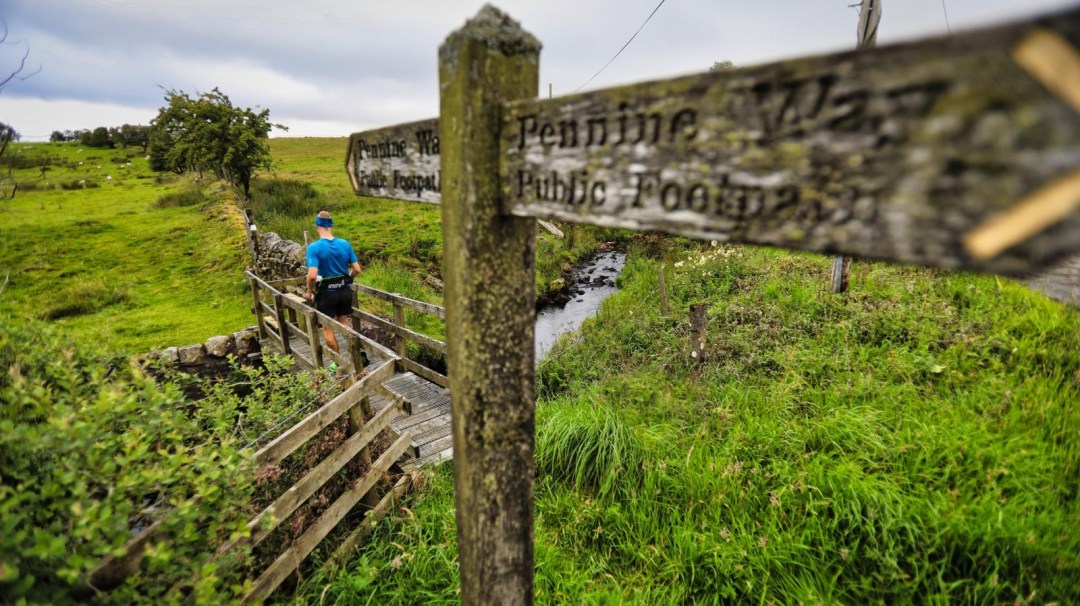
top-left (305, 266), bottom-right (319, 300)
top-left (349, 262), bottom-right (361, 279)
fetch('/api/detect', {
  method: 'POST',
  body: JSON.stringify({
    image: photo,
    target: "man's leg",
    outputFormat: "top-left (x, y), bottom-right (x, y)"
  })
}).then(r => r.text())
top-left (315, 291), bottom-right (342, 354)
top-left (323, 324), bottom-right (340, 353)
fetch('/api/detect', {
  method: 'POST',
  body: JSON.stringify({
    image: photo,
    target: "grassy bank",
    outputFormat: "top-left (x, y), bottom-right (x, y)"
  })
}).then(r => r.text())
top-left (296, 242), bottom-right (1079, 604)
top-left (0, 143), bottom-right (252, 352)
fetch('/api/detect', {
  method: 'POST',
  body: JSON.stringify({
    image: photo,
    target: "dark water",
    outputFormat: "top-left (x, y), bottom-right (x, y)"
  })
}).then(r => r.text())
top-left (535, 250), bottom-right (626, 361)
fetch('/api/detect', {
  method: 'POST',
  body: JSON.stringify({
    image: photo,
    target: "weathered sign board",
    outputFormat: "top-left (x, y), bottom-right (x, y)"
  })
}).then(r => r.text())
top-left (346, 117), bottom-right (441, 204)
top-left (500, 11), bottom-right (1080, 276)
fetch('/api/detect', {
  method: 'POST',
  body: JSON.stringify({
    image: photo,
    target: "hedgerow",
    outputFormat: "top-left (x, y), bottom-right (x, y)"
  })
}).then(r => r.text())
top-left (0, 319), bottom-right (344, 603)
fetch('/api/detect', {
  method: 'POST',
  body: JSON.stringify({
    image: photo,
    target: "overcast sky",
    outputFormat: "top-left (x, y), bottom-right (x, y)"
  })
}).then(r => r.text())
top-left (1, 0), bottom-right (1076, 140)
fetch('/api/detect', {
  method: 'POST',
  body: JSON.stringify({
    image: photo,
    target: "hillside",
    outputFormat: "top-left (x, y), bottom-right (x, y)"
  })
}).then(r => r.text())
top-left (0, 143), bottom-right (252, 352)
top-left (2, 138), bottom-right (1076, 604)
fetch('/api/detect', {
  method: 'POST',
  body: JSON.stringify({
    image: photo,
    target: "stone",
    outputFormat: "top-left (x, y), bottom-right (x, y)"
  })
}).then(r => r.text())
top-left (159, 347), bottom-right (179, 365)
top-left (233, 328), bottom-right (259, 356)
top-left (177, 344), bottom-right (206, 366)
top-left (205, 335), bottom-right (233, 357)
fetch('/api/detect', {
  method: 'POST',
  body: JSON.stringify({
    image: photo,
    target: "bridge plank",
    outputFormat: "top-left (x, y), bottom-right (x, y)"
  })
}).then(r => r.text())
top-left (416, 445), bottom-right (454, 467)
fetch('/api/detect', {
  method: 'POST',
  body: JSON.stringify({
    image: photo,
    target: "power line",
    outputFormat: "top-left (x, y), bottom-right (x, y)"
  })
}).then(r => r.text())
top-left (940, 0), bottom-right (951, 33)
top-left (572, 0), bottom-right (668, 94)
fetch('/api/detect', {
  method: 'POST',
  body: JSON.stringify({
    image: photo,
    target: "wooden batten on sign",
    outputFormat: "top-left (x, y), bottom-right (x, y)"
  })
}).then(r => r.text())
top-left (500, 8), bottom-right (1080, 276)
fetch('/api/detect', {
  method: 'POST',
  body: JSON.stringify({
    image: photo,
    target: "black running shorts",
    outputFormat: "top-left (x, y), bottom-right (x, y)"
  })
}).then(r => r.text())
top-left (315, 287), bottom-right (352, 318)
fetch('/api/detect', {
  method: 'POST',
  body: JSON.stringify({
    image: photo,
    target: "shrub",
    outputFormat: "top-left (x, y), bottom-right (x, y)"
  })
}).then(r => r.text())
top-left (535, 400), bottom-right (646, 499)
top-left (0, 320), bottom-right (256, 603)
top-left (242, 178), bottom-right (330, 241)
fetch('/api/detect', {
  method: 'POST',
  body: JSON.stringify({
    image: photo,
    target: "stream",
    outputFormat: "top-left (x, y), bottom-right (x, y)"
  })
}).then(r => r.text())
top-left (535, 250), bottom-right (626, 362)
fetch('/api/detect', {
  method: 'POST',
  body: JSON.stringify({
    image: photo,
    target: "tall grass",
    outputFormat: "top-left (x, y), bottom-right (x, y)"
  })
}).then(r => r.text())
top-left (242, 178), bottom-right (330, 241)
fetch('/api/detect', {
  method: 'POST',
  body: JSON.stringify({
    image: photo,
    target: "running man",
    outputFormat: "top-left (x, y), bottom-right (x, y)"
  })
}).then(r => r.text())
top-left (305, 210), bottom-right (362, 355)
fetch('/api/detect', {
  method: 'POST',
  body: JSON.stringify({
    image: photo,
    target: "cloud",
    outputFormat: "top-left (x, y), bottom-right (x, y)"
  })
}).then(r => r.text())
top-left (2, 0), bottom-right (1076, 139)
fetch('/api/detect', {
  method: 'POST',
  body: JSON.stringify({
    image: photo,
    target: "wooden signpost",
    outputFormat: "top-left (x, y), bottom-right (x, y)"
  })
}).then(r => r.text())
top-left (346, 5), bottom-right (1080, 603)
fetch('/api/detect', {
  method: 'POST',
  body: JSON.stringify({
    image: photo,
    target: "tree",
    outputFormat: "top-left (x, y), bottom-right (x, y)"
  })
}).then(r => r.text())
top-left (1, 17), bottom-right (39, 200)
top-left (49, 130), bottom-right (66, 142)
top-left (86, 126), bottom-right (112, 148)
top-left (0, 122), bottom-right (19, 142)
top-left (710, 60), bottom-right (735, 72)
top-left (117, 124), bottom-right (150, 151)
top-left (148, 88), bottom-right (285, 196)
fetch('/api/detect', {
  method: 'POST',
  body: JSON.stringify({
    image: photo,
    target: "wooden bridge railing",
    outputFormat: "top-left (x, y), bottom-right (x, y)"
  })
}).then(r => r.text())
top-left (239, 360), bottom-right (412, 602)
top-left (247, 273), bottom-right (396, 367)
top-left (86, 360), bottom-right (417, 602)
top-left (352, 284), bottom-right (448, 387)
top-left (248, 272), bottom-right (448, 387)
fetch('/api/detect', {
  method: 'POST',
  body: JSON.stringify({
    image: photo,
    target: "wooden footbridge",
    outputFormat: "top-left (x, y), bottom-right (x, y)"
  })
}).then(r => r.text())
top-left (246, 272), bottom-right (453, 468)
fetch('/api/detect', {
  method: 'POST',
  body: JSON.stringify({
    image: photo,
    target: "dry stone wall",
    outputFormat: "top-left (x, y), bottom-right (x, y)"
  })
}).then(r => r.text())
top-left (153, 327), bottom-right (261, 374)
top-left (253, 231), bottom-right (305, 282)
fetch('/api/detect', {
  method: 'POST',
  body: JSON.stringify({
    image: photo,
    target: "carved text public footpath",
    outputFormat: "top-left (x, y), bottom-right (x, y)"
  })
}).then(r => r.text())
top-left (347, 118), bottom-right (441, 204)
top-left (501, 18), bottom-right (1080, 275)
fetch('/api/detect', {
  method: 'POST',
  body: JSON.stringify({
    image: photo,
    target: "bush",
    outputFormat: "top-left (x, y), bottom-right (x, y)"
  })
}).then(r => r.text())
top-left (0, 320), bottom-right (256, 603)
top-left (242, 178), bottom-right (330, 241)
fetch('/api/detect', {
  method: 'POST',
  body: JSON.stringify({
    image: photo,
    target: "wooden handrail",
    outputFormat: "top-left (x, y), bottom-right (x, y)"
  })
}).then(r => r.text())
top-left (354, 309), bottom-right (447, 355)
top-left (354, 284), bottom-right (446, 319)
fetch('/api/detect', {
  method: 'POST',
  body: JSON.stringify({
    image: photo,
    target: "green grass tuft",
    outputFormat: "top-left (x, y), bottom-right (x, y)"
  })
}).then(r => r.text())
top-left (154, 185), bottom-right (207, 208)
top-left (40, 276), bottom-right (129, 319)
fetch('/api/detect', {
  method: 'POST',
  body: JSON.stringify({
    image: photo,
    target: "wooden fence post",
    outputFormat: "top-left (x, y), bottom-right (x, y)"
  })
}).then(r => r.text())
top-left (244, 209), bottom-right (260, 267)
top-left (347, 333), bottom-right (368, 376)
top-left (303, 308), bottom-right (324, 370)
top-left (832, 0), bottom-right (881, 294)
top-left (249, 276), bottom-right (267, 340)
top-left (273, 294), bottom-right (291, 356)
top-left (659, 265), bottom-right (670, 316)
top-left (346, 400), bottom-right (378, 508)
top-left (393, 300), bottom-right (407, 358)
top-left (690, 303), bottom-right (707, 364)
top-left (439, 6), bottom-right (540, 604)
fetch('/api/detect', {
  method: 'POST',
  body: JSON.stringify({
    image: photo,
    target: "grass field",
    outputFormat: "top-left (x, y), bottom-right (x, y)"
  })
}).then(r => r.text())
top-left (0, 137), bottom-right (606, 353)
top-left (0, 142), bottom-right (252, 352)
top-left (295, 242), bottom-right (1079, 605)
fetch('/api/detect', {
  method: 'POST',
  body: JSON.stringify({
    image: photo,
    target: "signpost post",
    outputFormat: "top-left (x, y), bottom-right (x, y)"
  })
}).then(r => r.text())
top-left (345, 6), bottom-right (1080, 602)
top-left (438, 7), bottom-right (540, 605)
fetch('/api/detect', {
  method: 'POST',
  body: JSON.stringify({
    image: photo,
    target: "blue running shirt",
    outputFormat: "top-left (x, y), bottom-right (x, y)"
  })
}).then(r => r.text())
top-left (306, 237), bottom-right (358, 278)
